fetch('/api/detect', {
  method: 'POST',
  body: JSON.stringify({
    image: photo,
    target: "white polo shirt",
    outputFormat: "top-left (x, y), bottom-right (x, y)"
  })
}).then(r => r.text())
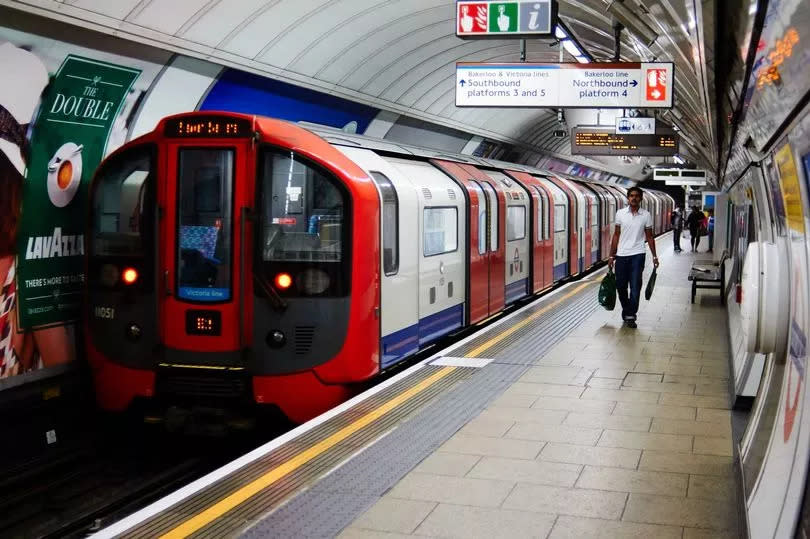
top-left (615, 206), bottom-right (652, 256)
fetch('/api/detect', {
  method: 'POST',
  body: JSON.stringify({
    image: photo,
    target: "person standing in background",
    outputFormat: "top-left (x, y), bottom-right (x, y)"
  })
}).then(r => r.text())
top-left (686, 206), bottom-right (704, 252)
top-left (707, 209), bottom-right (715, 252)
top-left (671, 207), bottom-right (683, 252)
top-left (608, 186), bottom-right (659, 329)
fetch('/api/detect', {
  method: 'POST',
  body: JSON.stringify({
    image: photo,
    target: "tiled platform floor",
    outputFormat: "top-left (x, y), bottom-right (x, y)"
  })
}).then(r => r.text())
top-left (340, 237), bottom-right (737, 539)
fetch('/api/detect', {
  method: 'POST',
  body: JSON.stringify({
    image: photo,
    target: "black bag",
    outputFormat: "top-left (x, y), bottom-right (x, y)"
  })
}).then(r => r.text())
top-left (645, 268), bottom-right (657, 300)
top-left (599, 269), bottom-right (616, 310)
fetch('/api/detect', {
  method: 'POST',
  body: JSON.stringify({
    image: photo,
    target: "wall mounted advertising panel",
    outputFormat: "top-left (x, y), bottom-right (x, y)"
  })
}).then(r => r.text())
top-left (456, 1), bottom-right (557, 38)
top-left (456, 62), bottom-right (674, 108)
top-left (570, 127), bottom-right (679, 156)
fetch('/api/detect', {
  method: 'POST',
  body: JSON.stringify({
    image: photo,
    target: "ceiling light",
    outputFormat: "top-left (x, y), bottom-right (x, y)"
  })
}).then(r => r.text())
top-left (606, 1), bottom-right (658, 47)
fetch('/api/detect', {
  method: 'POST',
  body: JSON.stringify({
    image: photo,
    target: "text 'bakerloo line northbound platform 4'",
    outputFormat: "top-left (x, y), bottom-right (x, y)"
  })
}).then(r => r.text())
top-left (456, 62), bottom-right (674, 109)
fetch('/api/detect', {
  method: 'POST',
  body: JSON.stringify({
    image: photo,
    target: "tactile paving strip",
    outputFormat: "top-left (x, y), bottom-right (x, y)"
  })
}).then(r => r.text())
top-left (120, 366), bottom-right (474, 539)
top-left (242, 280), bottom-right (601, 538)
top-left (452, 279), bottom-right (600, 359)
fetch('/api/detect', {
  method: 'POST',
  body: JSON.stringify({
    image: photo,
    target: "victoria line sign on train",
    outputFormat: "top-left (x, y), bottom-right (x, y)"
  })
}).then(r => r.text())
top-left (456, 62), bottom-right (674, 108)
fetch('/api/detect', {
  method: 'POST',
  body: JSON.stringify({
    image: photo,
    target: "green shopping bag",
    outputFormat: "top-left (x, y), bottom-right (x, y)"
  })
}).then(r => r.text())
top-left (599, 269), bottom-right (616, 310)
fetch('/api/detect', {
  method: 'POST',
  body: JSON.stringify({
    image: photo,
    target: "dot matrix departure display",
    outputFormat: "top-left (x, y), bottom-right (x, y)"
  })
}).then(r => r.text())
top-left (164, 116), bottom-right (252, 138)
top-left (571, 127), bottom-right (679, 156)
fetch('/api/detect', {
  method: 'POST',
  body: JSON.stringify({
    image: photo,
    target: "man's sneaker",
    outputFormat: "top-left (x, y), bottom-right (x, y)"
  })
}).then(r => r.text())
top-left (626, 320), bottom-right (637, 328)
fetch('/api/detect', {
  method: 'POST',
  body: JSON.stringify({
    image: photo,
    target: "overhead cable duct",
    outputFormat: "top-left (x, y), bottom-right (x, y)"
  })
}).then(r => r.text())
top-left (606, 0), bottom-right (658, 47)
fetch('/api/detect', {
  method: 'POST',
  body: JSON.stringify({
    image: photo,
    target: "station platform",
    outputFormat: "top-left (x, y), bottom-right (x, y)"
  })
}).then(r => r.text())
top-left (93, 233), bottom-right (737, 539)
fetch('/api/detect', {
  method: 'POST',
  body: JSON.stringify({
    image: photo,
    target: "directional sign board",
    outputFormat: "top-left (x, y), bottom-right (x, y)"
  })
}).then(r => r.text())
top-left (456, 62), bottom-right (674, 108)
top-left (616, 117), bottom-right (655, 134)
top-left (655, 168), bottom-right (707, 185)
top-left (571, 127), bottom-right (679, 156)
top-left (456, 0), bottom-right (557, 38)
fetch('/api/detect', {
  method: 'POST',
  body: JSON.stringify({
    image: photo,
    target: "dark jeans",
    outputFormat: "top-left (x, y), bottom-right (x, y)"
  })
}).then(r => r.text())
top-left (708, 229), bottom-right (713, 251)
top-left (615, 253), bottom-right (645, 321)
top-left (690, 229), bottom-right (700, 251)
top-left (673, 227), bottom-right (682, 251)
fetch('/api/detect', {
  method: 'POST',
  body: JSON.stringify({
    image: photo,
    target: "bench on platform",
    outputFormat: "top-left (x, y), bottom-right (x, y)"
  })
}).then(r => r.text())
top-left (688, 253), bottom-right (728, 305)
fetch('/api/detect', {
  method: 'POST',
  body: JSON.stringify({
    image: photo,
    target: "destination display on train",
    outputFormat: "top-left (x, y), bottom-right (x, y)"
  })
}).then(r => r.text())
top-left (571, 127), bottom-right (679, 156)
top-left (456, 62), bottom-right (674, 108)
top-left (164, 116), bottom-right (252, 138)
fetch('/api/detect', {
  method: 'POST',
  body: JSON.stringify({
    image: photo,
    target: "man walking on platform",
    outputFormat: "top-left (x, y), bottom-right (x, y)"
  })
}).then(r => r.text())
top-left (686, 206), bottom-right (704, 252)
top-left (608, 187), bottom-right (659, 328)
top-left (671, 207), bottom-right (683, 252)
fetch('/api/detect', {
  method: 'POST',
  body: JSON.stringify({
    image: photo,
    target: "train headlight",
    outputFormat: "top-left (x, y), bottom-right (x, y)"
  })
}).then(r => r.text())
top-left (122, 267), bottom-right (139, 285)
top-left (298, 269), bottom-right (331, 295)
top-left (100, 264), bottom-right (118, 287)
top-left (274, 272), bottom-right (293, 290)
top-left (126, 323), bottom-right (142, 341)
top-left (266, 330), bottom-right (286, 348)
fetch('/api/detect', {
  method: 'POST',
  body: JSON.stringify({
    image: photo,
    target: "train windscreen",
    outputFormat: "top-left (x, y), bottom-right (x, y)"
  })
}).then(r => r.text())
top-left (257, 149), bottom-right (350, 296)
top-left (90, 145), bottom-right (154, 260)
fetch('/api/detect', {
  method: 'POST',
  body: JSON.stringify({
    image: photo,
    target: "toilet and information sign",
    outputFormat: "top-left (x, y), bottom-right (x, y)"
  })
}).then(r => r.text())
top-left (456, 62), bottom-right (674, 109)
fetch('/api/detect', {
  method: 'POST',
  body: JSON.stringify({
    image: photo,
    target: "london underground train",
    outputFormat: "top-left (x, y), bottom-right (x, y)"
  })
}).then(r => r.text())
top-left (84, 111), bottom-right (673, 424)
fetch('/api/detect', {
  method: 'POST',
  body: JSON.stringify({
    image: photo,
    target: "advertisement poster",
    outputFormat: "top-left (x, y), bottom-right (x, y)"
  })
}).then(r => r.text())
top-left (15, 55), bottom-right (140, 329)
top-left (0, 16), bottom-right (167, 384)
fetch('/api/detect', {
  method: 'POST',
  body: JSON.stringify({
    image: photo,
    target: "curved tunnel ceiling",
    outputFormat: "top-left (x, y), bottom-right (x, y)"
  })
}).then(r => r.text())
top-left (3, 0), bottom-right (717, 179)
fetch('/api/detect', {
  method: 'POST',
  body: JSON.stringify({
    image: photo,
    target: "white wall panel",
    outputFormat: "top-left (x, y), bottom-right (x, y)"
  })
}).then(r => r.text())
top-left (179, 0), bottom-right (266, 47)
top-left (129, 0), bottom-right (210, 36)
top-left (287, 0), bottom-right (438, 77)
top-left (129, 55), bottom-right (221, 140)
top-left (69, 0), bottom-right (141, 20)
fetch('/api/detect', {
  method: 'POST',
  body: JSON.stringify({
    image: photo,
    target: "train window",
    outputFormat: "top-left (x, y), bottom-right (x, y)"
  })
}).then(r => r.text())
top-left (370, 172), bottom-right (399, 275)
top-left (423, 207), bottom-right (458, 256)
top-left (554, 204), bottom-right (567, 232)
top-left (469, 182), bottom-right (487, 254)
top-left (176, 149), bottom-right (234, 302)
top-left (481, 182), bottom-right (499, 251)
top-left (533, 186), bottom-right (544, 242)
top-left (91, 145), bottom-right (154, 258)
top-left (507, 205), bottom-right (526, 241)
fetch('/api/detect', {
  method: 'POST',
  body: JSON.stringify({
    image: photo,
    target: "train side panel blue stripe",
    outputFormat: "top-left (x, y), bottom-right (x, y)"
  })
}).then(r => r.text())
top-left (380, 324), bottom-right (419, 369)
top-left (379, 304), bottom-right (465, 369)
top-left (418, 304), bottom-right (464, 347)
top-left (505, 278), bottom-right (528, 304)
top-left (553, 262), bottom-right (568, 281)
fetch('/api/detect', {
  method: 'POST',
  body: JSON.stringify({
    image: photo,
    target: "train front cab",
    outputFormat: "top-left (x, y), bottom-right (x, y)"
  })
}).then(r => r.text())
top-left (86, 114), bottom-right (382, 424)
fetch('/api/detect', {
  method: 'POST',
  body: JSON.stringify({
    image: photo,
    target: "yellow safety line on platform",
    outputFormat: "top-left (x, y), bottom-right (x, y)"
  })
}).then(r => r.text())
top-left (466, 278), bottom-right (599, 358)
top-left (159, 366), bottom-right (457, 539)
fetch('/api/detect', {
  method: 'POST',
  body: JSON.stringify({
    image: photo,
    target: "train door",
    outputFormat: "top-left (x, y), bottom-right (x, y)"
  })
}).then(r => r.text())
top-left (584, 188), bottom-right (600, 267)
top-left (161, 139), bottom-right (252, 364)
top-left (484, 170), bottom-right (530, 305)
top-left (430, 159), bottom-right (489, 325)
top-left (503, 170), bottom-right (553, 293)
top-left (337, 147), bottom-right (420, 367)
top-left (557, 176), bottom-right (587, 273)
top-left (584, 183), bottom-right (608, 262)
top-left (602, 187), bottom-right (618, 260)
top-left (546, 175), bottom-right (579, 276)
top-left (465, 169), bottom-right (507, 315)
top-left (539, 177), bottom-right (569, 281)
top-left (385, 158), bottom-right (466, 346)
top-left (532, 183), bottom-right (554, 289)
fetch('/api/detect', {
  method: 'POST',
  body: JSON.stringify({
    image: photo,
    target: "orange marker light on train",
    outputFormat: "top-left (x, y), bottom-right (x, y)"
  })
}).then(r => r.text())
top-left (274, 273), bottom-right (293, 290)
top-left (122, 267), bottom-right (139, 285)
